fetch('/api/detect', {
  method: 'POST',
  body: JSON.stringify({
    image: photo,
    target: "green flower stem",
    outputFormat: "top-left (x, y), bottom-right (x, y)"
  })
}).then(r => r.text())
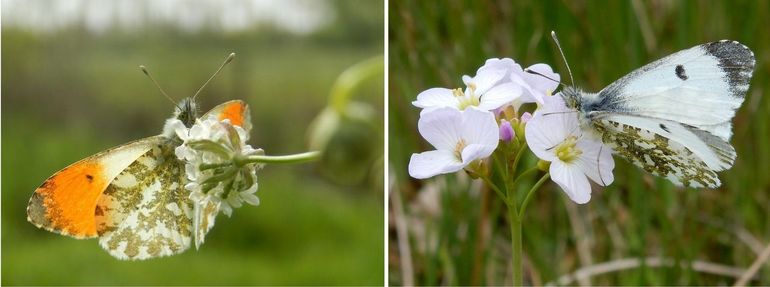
top-left (237, 151), bottom-right (321, 164)
top-left (482, 175), bottom-right (508, 205)
top-left (510, 166), bottom-right (539, 188)
top-left (518, 172), bottom-right (551, 219)
top-left (510, 142), bottom-right (528, 176)
top-left (507, 183), bottom-right (523, 286)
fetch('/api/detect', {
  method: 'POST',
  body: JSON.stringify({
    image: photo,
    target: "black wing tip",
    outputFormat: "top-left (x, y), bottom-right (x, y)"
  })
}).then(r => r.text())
top-left (703, 40), bottom-right (755, 98)
top-left (705, 40), bottom-right (756, 65)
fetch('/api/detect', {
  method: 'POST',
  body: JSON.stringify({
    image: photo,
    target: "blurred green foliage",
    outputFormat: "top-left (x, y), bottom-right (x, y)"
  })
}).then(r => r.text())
top-left (2, 0), bottom-right (383, 285)
top-left (389, 0), bottom-right (769, 285)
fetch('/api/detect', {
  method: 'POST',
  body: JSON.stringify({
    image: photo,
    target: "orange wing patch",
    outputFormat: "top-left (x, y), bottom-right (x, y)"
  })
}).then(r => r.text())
top-left (203, 100), bottom-right (252, 131)
top-left (27, 137), bottom-right (160, 239)
top-left (218, 101), bottom-right (247, 127)
top-left (28, 160), bottom-right (107, 238)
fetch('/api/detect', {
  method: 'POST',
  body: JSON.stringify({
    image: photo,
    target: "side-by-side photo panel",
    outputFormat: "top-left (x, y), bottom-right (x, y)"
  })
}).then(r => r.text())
top-left (389, 0), bottom-right (768, 286)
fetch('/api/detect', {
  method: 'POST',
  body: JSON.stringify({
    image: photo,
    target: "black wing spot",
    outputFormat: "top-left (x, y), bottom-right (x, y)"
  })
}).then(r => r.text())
top-left (675, 65), bottom-right (688, 80)
top-left (85, 174), bottom-right (94, 182)
top-left (660, 124), bottom-right (671, 133)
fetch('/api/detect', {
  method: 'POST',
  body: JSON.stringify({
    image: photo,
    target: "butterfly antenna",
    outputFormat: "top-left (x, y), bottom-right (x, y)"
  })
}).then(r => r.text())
top-left (140, 65), bottom-right (179, 109)
top-left (551, 31), bottom-right (575, 86)
top-left (192, 52), bottom-right (235, 101)
top-left (525, 68), bottom-right (565, 88)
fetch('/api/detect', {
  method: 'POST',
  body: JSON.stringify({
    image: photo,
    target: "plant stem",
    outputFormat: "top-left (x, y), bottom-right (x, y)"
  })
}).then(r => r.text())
top-left (508, 184), bottom-right (523, 286)
top-left (518, 172), bottom-right (550, 219)
top-left (237, 151), bottom-right (321, 164)
top-left (482, 176), bottom-right (508, 205)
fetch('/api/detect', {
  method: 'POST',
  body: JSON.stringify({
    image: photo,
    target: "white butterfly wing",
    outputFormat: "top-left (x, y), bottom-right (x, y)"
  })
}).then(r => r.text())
top-left (595, 40), bottom-right (755, 141)
top-left (595, 114), bottom-right (735, 188)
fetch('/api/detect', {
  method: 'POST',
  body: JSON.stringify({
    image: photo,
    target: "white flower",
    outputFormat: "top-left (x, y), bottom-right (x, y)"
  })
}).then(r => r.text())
top-left (168, 115), bottom-right (264, 217)
top-left (408, 107), bottom-right (499, 179)
top-left (413, 58), bottom-right (522, 113)
top-left (524, 95), bottom-right (614, 204)
top-left (510, 63), bottom-right (561, 104)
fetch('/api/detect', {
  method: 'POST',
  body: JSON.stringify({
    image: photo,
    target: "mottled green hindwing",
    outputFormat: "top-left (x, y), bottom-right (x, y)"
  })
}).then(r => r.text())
top-left (95, 140), bottom-right (193, 260)
top-left (594, 119), bottom-right (720, 188)
top-left (193, 200), bottom-right (220, 249)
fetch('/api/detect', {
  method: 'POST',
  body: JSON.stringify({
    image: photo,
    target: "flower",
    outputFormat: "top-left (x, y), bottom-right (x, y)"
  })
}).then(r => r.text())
top-left (167, 115), bottom-right (264, 216)
top-left (524, 95), bottom-right (614, 204)
top-left (408, 107), bottom-right (500, 179)
top-left (412, 58), bottom-right (522, 113)
top-left (510, 63), bottom-right (561, 104)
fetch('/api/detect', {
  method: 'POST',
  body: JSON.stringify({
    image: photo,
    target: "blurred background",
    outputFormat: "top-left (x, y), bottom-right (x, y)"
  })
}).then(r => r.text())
top-left (2, 0), bottom-right (383, 285)
top-left (390, 0), bottom-right (769, 285)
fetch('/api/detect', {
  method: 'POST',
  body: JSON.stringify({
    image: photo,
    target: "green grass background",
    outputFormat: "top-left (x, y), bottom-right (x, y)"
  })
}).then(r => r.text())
top-left (2, 0), bottom-right (384, 285)
top-left (389, 0), bottom-right (769, 285)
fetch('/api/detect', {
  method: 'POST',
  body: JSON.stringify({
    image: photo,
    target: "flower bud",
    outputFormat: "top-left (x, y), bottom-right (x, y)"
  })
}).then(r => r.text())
top-left (499, 119), bottom-right (515, 142)
top-left (520, 112), bottom-right (532, 123)
top-left (537, 159), bottom-right (551, 171)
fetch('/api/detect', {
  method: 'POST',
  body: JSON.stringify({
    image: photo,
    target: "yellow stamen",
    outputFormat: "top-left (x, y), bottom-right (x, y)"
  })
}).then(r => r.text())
top-left (554, 136), bottom-right (582, 163)
top-left (454, 139), bottom-right (467, 160)
top-left (452, 88), bottom-right (464, 97)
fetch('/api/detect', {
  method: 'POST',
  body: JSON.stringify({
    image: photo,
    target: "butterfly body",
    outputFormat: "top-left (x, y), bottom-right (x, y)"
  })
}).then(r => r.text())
top-left (561, 40), bottom-right (755, 188)
top-left (27, 98), bottom-right (251, 260)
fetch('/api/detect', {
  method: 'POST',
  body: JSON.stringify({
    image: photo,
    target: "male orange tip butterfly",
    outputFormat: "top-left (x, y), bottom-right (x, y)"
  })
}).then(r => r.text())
top-left (27, 53), bottom-right (252, 260)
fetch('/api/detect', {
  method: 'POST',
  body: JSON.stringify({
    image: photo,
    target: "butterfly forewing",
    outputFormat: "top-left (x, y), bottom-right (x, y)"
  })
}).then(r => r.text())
top-left (27, 137), bottom-right (161, 238)
top-left (595, 40), bottom-right (755, 141)
top-left (95, 140), bottom-right (193, 260)
top-left (202, 100), bottom-right (252, 132)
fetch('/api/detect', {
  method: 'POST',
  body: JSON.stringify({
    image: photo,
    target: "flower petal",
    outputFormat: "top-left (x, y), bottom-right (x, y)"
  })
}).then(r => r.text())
top-left (460, 107), bottom-right (500, 149)
top-left (460, 143), bottom-right (495, 164)
top-left (541, 93), bottom-right (571, 113)
top-left (240, 192), bottom-right (260, 206)
top-left (525, 109), bottom-right (578, 161)
top-left (477, 82), bottom-right (522, 111)
top-left (417, 107), bottom-right (463, 150)
top-left (467, 59), bottom-right (510, 95)
top-left (575, 139), bottom-right (615, 186)
top-left (408, 150), bottom-right (465, 179)
top-left (413, 88), bottom-right (459, 109)
top-left (523, 63), bottom-right (560, 95)
top-left (550, 161), bottom-right (592, 204)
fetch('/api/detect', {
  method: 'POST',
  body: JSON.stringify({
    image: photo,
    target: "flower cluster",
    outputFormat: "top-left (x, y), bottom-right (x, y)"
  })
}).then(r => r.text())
top-left (167, 115), bottom-right (264, 216)
top-left (525, 95), bottom-right (614, 203)
top-left (408, 58), bottom-right (616, 204)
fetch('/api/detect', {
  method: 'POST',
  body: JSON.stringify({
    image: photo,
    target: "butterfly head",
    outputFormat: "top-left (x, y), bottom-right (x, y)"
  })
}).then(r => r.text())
top-left (175, 98), bottom-right (199, 128)
top-left (560, 86), bottom-right (583, 111)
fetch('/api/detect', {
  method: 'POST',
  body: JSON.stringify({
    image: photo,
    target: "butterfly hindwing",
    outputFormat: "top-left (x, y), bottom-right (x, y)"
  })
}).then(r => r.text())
top-left (95, 139), bottom-right (193, 260)
top-left (594, 114), bottom-right (735, 188)
top-left (27, 137), bottom-right (161, 238)
top-left (94, 100), bottom-right (250, 259)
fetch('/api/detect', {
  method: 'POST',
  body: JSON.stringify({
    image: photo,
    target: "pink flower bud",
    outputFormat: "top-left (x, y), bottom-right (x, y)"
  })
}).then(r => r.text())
top-left (499, 119), bottom-right (515, 142)
top-left (520, 112), bottom-right (532, 123)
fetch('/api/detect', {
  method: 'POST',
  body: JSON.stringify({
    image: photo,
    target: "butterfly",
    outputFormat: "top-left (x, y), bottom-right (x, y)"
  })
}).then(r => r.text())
top-left (27, 56), bottom-right (251, 260)
top-left (557, 38), bottom-right (755, 188)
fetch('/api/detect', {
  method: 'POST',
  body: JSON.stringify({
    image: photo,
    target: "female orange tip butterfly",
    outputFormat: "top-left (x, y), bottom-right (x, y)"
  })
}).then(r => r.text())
top-left (545, 31), bottom-right (755, 188)
top-left (27, 53), bottom-right (252, 260)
